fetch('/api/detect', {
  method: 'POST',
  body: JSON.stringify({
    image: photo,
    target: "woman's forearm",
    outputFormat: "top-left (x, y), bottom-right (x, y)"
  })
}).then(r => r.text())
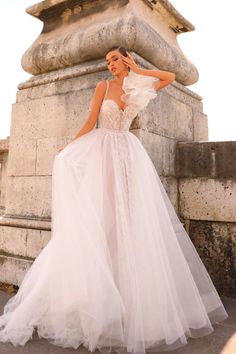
top-left (136, 67), bottom-right (175, 82)
top-left (70, 120), bottom-right (94, 143)
top-left (58, 120), bottom-right (94, 152)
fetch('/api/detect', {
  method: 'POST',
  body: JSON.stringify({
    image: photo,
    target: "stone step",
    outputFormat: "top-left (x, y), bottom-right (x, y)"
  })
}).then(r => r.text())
top-left (0, 254), bottom-right (33, 286)
top-left (0, 224), bottom-right (50, 259)
top-left (0, 221), bottom-right (51, 285)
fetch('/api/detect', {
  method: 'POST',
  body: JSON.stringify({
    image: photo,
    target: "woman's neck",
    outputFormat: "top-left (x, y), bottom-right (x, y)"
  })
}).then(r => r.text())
top-left (112, 70), bottom-right (129, 86)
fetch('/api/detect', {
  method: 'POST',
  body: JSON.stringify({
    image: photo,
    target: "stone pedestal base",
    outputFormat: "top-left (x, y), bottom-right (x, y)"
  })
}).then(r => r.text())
top-left (0, 217), bottom-right (50, 285)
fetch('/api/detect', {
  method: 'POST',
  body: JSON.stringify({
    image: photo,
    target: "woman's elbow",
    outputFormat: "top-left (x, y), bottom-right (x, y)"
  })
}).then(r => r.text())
top-left (165, 72), bottom-right (175, 87)
top-left (169, 72), bottom-right (176, 83)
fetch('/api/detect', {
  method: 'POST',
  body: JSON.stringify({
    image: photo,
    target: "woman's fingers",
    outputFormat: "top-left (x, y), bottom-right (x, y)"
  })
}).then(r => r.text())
top-left (121, 55), bottom-right (130, 67)
top-left (122, 53), bottom-right (136, 67)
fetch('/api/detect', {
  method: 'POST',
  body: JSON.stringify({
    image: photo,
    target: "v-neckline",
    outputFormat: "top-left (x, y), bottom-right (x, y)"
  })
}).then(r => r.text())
top-left (103, 99), bottom-right (128, 113)
top-left (104, 78), bottom-right (129, 113)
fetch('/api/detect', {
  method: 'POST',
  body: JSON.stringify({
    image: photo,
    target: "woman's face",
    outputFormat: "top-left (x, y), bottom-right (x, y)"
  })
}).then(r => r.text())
top-left (105, 50), bottom-right (127, 75)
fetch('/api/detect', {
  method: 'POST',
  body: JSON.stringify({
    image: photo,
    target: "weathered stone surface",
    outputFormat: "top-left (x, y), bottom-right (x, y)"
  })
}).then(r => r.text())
top-left (0, 255), bottom-right (33, 286)
top-left (5, 176), bottom-right (52, 219)
top-left (0, 150), bottom-right (9, 213)
top-left (8, 81), bottom-right (95, 177)
top-left (139, 129), bottom-right (176, 176)
top-left (193, 110), bottom-right (208, 141)
top-left (6, 135), bottom-right (74, 177)
top-left (143, 91), bottom-right (193, 141)
top-left (10, 91), bottom-right (90, 142)
top-left (188, 220), bottom-right (236, 297)
top-left (166, 81), bottom-right (203, 111)
top-left (179, 178), bottom-right (236, 222)
top-left (177, 141), bottom-right (236, 297)
top-left (7, 138), bottom-right (37, 177)
top-left (22, 0), bottom-right (198, 85)
top-left (17, 68), bottom-right (107, 97)
top-left (36, 136), bottom-right (70, 175)
top-left (0, 226), bottom-right (50, 259)
top-left (176, 141), bottom-right (236, 178)
top-left (0, 216), bottom-right (51, 231)
top-left (0, 137), bottom-right (9, 151)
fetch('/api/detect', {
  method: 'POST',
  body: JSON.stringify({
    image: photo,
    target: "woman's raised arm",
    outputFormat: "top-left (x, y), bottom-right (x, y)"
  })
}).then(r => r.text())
top-left (121, 52), bottom-right (175, 91)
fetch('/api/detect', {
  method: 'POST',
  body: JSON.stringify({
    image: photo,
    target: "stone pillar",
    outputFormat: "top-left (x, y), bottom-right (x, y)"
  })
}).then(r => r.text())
top-left (0, 0), bottom-right (208, 285)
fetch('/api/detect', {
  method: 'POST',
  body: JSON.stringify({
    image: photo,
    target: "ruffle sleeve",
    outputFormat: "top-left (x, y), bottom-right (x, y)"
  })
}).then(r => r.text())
top-left (121, 69), bottom-right (160, 113)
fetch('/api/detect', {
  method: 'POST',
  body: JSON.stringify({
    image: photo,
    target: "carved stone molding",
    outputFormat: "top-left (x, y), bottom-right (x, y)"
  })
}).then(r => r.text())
top-left (22, 0), bottom-right (198, 85)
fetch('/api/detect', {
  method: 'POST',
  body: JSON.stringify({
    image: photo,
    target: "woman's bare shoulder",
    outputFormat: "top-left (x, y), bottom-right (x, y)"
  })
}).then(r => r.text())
top-left (92, 80), bottom-right (108, 101)
top-left (92, 80), bottom-right (108, 100)
top-left (96, 80), bottom-right (107, 91)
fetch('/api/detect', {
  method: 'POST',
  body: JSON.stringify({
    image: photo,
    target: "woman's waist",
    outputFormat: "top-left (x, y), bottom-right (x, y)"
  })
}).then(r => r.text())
top-left (97, 127), bottom-right (130, 134)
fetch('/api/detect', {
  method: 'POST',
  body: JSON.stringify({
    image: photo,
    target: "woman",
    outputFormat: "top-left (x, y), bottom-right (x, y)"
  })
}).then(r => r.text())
top-left (0, 46), bottom-right (228, 354)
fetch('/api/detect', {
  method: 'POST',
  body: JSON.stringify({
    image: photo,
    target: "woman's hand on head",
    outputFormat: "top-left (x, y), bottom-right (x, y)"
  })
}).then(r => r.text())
top-left (121, 52), bottom-right (141, 74)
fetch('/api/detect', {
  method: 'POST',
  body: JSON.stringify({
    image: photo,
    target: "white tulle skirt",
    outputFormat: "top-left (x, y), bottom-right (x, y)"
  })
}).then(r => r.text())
top-left (0, 127), bottom-right (228, 354)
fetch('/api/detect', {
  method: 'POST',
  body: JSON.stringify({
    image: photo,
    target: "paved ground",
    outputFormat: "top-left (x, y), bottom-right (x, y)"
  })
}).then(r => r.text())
top-left (0, 290), bottom-right (235, 354)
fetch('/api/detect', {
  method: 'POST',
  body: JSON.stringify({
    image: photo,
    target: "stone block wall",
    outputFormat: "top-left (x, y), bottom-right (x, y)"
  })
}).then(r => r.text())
top-left (0, 137), bottom-right (9, 214)
top-left (135, 81), bottom-right (207, 212)
top-left (176, 141), bottom-right (236, 297)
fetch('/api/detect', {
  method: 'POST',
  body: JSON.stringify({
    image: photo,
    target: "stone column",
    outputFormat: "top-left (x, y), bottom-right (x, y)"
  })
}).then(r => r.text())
top-left (0, 0), bottom-right (208, 285)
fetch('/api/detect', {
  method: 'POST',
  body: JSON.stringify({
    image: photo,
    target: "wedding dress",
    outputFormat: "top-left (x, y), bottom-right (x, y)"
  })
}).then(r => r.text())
top-left (0, 70), bottom-right (228, 354)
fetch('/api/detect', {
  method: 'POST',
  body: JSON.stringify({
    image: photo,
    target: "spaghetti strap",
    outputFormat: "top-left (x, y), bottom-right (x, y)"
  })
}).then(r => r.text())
top-left (96, 80), bottom-right (109, 129)
top-left (104, 80), bottom-right (109, 99)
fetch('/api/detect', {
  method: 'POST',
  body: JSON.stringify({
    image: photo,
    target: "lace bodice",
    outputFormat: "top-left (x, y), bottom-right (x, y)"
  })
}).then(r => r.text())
top-left (97, 70), bottom-right (160, 132)
top-left (98, 99), bottom-right (139, 131)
